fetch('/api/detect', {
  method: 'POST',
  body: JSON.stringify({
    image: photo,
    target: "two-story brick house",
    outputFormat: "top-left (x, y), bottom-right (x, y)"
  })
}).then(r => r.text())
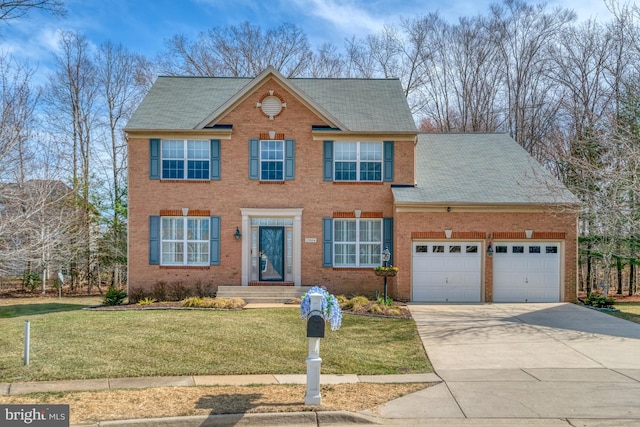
top-left (125, 66), bottom-right (579, 302)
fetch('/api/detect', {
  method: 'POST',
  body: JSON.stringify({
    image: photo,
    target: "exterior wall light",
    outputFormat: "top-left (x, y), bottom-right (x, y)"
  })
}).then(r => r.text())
top-left (487, 244), bottom-right (493, 257)
top-left (382, 247), bottom-right (391, 265)
top-left (234, 227), bottom-right (242, 241)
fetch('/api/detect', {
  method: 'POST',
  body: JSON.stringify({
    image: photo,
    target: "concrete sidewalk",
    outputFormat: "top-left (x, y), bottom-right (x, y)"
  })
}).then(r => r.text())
top-left (0, 373), bottom-right (440, 396)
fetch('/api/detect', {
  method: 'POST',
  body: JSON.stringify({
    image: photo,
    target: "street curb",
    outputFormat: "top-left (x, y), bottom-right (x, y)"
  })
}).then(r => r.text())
top-left (73, 411), bottom-right (381, 426)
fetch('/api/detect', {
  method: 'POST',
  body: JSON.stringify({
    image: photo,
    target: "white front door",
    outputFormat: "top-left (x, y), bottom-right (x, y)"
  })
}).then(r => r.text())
top-left (412, 241), bottom-right (482, 302)
top-left (493, 242), bottom-right (561, 302)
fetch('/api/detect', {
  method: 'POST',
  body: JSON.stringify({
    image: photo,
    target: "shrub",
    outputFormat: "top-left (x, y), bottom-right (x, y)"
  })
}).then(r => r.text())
top-left (137, 297), bottom-right (157, 306)
top-left (368, 305), bottom-right (383, 314)
top-left (104, 286), bottom-right (127, 306)
top-left (182, 297), bottom-right (246, 309)
top-left (194, 280), bottom-right (215, 298)
top-left (585, 294), bottom-right (615, 309)
top-left (22, 271), bottom-right (41, 292)
top-left (350, 296), bottom-right (370, 309)
top-left (226, 297), bottom-right (246, 309)
top-left (128, 287), bottom-right (147, 304)
top-left (182, 296), bottom-right (204, 307)
top-left (168, 281), bottom-right (191, 301)
top-left (385, 308), bottom-right (401, 316)
top-left (336, 295), bottom-right (349, 304)
top-left (151, 281), bottom-right (168, 301)
top-left (377, 296), bottom-right (394, 306)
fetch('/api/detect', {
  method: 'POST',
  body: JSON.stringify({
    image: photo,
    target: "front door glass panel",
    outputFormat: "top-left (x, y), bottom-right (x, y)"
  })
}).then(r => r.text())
top-left (259, 226), bottom-right (284, 281)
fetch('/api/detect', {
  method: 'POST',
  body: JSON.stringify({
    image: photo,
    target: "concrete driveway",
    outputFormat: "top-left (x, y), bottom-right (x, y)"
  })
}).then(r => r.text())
top-left (378, 303), bottom-right (640, 424)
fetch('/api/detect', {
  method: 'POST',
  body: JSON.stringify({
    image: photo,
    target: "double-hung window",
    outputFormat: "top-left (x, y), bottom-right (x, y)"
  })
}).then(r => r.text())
top-left (162, 140), bottom-right (210, 180)
top-left (334, 142), bottom-right (382, 182)
top-left (161, 217), bottom-right (209, 266)
top-left (260, 140), bottom-right (284, 181)
top-left (334, 218), bottom-right (382, 267)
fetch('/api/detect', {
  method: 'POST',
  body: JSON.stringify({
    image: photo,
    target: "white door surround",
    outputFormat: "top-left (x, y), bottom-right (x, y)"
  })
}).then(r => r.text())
top-left (240, 208), bottom-right (303, 286)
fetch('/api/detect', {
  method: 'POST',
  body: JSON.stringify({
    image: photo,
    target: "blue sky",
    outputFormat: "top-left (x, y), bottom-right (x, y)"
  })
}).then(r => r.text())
top-left (0, 0), bottom-right (615, 83)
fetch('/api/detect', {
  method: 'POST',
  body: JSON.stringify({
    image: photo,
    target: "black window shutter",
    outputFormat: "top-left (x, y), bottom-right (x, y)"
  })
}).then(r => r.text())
top-left (149, 216), bottom-right (160, 264)
top-left (150, 139), bottom-right (160, 180)
top-left (323, 141), bottom-right (333, 181)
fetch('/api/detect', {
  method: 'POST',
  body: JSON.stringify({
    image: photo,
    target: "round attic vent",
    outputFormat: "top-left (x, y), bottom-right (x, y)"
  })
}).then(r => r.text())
top-left (257, 91), bottom-right (286, 120)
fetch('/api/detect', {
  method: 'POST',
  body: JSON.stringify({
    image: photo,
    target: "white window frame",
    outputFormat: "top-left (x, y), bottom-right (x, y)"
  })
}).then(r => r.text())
top-left (259, 139), bottom-right (284, 181)
top-left (161, 216), bottom-right (209, 266)
top-left (161, 139), bottom-right (210, 180)
top-left (334, 141), bottom-right (382, 182)
top-left (333, 218), bottom-right (382, 267)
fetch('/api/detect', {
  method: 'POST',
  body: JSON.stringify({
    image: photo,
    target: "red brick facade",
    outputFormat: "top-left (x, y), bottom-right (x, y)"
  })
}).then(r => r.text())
top-left (127, 77), bottom-right (414, 297)
top-left (126, 73), bottom-right (578, 302)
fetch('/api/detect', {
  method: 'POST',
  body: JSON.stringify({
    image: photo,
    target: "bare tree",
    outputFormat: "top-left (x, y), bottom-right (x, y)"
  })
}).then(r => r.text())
top-left (42, 30), bottom-right (99, 290)
top-left (307, 42), bottom-right (346, 78)
top-left (0, 54), bottom-right (37, 181)
top-left (0, 0), bottom-right (64, 22)
top-left (486, 0), bottom-right (575, 158)
top-left (157, 22), bottom-right (313, 78)
top-left (94, 41), bottom-right (148, 287)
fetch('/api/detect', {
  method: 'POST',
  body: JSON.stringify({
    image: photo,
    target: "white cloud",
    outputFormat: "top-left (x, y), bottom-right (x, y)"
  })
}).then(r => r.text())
top-left (290, 0), bottom-right (388, 35)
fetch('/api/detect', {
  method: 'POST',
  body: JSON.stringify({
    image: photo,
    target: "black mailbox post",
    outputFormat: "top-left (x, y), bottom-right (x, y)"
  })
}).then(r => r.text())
top-left (306, 313), bottom-right (325, 338)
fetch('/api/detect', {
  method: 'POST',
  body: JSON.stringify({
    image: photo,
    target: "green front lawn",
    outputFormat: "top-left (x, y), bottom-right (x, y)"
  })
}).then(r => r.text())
top-left (609, 303), bottom-right (640, 324)
top-left (0, 298), bottom-right (431, 382)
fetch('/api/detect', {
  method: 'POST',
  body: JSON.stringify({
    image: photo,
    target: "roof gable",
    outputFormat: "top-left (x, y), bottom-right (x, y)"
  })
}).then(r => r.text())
top-left (196, 66), bottom-right (345, 130)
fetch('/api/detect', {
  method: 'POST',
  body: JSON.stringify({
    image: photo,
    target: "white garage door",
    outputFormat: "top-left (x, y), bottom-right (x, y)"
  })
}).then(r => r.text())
top-left (412, 242), bottom-right (482, 302)
top-left (493, 242), bottom-right (561, 302)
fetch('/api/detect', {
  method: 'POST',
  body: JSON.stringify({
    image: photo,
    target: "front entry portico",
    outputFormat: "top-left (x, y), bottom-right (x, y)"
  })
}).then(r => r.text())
top-left (240, 208), bottom-right (303, 286)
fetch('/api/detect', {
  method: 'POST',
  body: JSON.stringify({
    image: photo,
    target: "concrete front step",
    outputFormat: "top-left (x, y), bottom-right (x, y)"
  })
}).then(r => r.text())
top-left (217, 285), bottom-right (312, 303)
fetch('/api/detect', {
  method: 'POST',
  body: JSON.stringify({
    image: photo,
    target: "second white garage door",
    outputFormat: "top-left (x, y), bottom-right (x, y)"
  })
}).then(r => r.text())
top-left (412, 242), bottom-right (482, 302)
top-left (493, 242), bottom-right (561, 302)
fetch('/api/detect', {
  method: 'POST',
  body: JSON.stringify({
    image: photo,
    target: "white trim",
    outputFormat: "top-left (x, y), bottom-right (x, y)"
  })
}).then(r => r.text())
top-left (161, 139), bottom-right (211, 180)
top-left (333, 141), bottom-right (383, 183)
top-left (240, 208), bottom-right (303, 286)
top-left (395, 204), bottom-right (568, 213)
top-left (333, 217), bottom-right (383, 267)
top-left (259, 139), bottom-right (285, 181)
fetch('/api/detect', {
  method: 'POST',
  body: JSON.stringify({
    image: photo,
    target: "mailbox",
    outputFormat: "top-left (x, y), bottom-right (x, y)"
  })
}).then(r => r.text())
top-left (306, 313), bottom-right (325, 338)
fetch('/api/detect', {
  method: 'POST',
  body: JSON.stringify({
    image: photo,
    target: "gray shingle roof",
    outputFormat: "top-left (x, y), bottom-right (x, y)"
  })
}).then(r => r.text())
top-left (294, 78), bottom-right (416, 132)
top-left (392, 133), bottom-right (579, 205)
top-left (126, 77), bottom-right (250, 131)
top-left (126, 75), bottom-right (417, 133)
